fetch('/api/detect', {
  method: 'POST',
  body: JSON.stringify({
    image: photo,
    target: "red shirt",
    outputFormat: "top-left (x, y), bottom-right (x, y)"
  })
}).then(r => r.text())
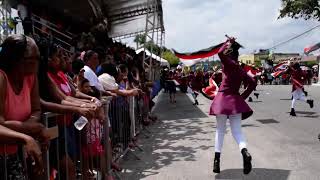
top-left (48, 71), bottom-right (73, 125)
top-left (48, 71), bottom-right (72, 96)
top-left (290, 68), bottom-right (306, 92)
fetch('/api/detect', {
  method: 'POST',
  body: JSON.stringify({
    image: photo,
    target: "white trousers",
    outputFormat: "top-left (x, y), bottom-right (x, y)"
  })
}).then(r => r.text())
top-left (215, 114), bottom-right (247, 153)
top-left (291, 88), bottom-right (307, 108)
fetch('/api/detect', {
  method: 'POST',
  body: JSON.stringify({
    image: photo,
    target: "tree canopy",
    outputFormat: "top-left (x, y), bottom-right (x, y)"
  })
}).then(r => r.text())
top-left (162, 50), bottom-right (180, 66)
top-left (279, 0), bottom-right (320, 20)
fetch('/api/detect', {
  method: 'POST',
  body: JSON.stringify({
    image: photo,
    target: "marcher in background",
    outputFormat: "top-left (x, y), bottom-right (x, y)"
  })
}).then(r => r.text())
top-left (190, 68), bottom-right (204, 105)
top-left (201, 72), bottom-right (219, 100)
top-left (267, 72), bottom-right (273, 85)
top-left (282, 61), bottom-right (314, 116)
top-left (307, 69), bottom-right (313, 85)
top-left (166, 71), bottom-right (177, 103)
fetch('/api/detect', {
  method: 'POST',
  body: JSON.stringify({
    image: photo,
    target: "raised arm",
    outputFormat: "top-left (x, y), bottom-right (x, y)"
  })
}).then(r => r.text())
top-left (217, 41), bottom-right (238, 67)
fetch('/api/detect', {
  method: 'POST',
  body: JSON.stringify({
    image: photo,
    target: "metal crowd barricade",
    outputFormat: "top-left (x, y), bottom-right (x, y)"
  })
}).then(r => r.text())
top-left (107, 93), bottom-right (155, 170)
top-left (0, 144), bottom-right (28, 180)
top-left (40, 97), bottom-right (112, 180)
top-left (100, 97), bottom-right (113, 178)
top-left (128, 97), bottom-right (144, 153)
top-left (41, 112), bottom-right (73, 180)
top-left (0, 113), bottom-right (59, 180)
top-left (108, 95), bottom-right (139, 162)
top-left (0, 93), bottom-right (156, 179)
top-left (132, 94), bottom-right (151, 138)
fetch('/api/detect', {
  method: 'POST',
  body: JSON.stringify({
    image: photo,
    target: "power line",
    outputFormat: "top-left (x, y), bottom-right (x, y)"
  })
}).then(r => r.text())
top-left (269, 24), bottom-right (320, 50)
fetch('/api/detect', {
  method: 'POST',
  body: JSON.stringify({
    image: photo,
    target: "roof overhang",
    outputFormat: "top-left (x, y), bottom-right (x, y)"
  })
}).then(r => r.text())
top-left (105, 0), bottom-right (165, 38)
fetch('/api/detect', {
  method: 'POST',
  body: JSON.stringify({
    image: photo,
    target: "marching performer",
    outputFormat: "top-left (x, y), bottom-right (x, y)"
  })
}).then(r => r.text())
top-left (166, 70), bottom-right (177, 103)
top-left (210, 37), bottom-right (256, 174)
top-left (189, 68), bottom-right (204, 105)
top-left (241, 63), bottom-right (260, 102)
top-left (284, 60), bottom-right (314, 116)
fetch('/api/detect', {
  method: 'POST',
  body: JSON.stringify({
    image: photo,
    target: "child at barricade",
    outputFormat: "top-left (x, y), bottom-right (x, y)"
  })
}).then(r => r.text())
top-left (78, 78), bottom-right (110, 179)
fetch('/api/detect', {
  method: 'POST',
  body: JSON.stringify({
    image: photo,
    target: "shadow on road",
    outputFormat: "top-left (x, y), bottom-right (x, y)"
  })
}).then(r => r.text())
top-left (256, 119), bottom-right (280, 124)
top-left (156, 92), bottom-right (209, 121)
top-left (215, 168), bottom-right (290, 180)
top-left (303, 115), bottom-right (320, 118)
top-left (242, 124), bottom-right (260, 128)
top-left (295, 111), bottom-right (317, 115)
top-left (250, 100), bottom-right (263, 103)
top-left (285, 111), bottom-right (319, 118)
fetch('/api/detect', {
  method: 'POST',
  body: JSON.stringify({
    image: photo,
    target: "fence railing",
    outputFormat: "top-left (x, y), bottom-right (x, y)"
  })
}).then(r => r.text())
top-left (0, 94), bottom-right (153, 180)
top-left (31, 14), bottom-right (73, 53)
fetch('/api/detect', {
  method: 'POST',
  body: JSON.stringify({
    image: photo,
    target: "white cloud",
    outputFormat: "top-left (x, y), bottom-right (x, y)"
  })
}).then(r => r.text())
top-left (163, 0), bottom-right (320, 55)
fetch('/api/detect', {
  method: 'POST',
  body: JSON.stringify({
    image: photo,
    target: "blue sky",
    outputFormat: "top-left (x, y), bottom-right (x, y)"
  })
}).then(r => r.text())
top-left (162, 0), bottom-right (320, 55)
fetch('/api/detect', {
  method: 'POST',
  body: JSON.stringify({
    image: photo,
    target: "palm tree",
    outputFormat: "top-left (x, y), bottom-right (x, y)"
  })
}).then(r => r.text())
top-left (134, 34), bottom-right (146, 49)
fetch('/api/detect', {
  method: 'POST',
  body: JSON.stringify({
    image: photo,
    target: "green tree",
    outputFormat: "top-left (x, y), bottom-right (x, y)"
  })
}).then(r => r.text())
top-left (162, 50), bottom-right (180, 66)
top-left (145, 41), bottom-right (161, 55)
top-left (254, 60), bottom-right (262, 67)
top-left (303, 60), bottom-right (318, 67)
top-left (279, 0), bottom-right (320, 20)
top-left (134, 34), bottom-right (146, 49)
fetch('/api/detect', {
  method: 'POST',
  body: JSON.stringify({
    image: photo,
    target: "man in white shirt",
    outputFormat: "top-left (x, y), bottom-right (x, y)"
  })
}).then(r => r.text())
top-left (83, 50), bottom-right (116, 97)
top-left (84, 65), bottom-right (104, 91)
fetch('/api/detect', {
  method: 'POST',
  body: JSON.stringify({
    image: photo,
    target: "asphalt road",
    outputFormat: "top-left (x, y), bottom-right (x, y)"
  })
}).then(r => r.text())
top-left (120, 85), bottom-right (320, 180)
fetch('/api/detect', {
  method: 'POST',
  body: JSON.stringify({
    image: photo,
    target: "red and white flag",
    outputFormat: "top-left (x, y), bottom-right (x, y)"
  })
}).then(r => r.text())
top-left (273, 62), bottom-right (288, 71)
top-left (271, 62), bottom-right (289, 78)
top-left (304, 42), bottom-right (320, 55)
top-left (243, 65), bottom-right (261, 77)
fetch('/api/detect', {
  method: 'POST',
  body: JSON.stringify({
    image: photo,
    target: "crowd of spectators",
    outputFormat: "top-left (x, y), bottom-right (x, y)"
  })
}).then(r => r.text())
top-left (0, 25), bottom-right (161, 179)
